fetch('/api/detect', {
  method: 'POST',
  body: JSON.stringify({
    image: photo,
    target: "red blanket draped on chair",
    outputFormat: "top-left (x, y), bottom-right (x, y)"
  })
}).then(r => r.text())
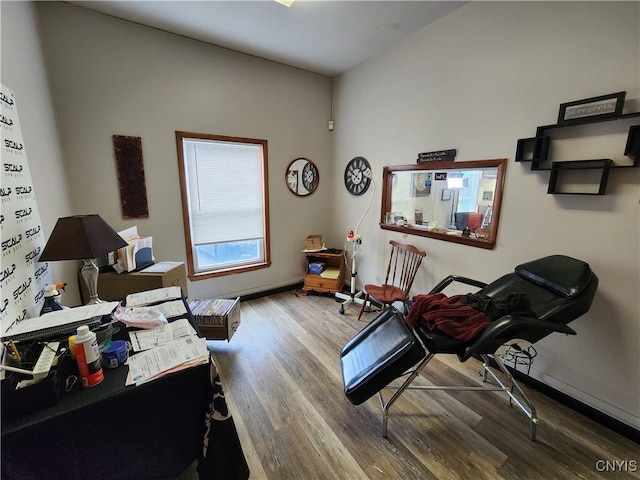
top-left (405, 293), bottom-right (494, 342)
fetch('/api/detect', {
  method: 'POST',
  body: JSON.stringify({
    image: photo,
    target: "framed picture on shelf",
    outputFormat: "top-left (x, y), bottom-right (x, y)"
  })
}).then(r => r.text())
top-left (557, 92), bottom-right (625, 125)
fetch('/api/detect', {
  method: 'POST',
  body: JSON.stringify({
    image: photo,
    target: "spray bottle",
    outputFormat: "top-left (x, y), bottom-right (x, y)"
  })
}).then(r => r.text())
top-left (40, 284), bottom-right (64, 315)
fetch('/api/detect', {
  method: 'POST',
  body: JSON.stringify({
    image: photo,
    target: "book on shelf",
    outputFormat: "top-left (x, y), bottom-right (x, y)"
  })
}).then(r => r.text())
top-left (320, 267), bottom-right (340, 279)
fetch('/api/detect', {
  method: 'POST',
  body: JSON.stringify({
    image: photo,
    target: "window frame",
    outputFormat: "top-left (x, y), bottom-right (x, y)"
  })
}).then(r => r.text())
top-left (175, 131), bottom-right (271, 280)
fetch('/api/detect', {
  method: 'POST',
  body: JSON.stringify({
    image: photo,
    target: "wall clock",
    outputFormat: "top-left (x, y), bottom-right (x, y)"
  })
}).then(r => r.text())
top-left (302, 161), bottom-right (318, 191)
top-left (344, 156), bottom-right (371, 196)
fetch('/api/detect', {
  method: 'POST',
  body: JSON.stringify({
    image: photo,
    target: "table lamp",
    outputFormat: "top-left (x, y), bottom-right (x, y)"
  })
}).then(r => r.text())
top-left (39, 214), bottom-right (128, 304)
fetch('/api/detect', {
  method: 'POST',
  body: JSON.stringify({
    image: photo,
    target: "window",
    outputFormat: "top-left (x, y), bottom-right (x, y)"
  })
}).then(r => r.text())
top-left (175, 132), bottom-right (270, 279)
top-left (455, 171), bottom-right (481, 213)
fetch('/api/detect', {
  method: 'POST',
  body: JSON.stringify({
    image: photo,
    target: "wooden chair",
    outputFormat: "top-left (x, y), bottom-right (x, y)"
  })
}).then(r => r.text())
top-left (357, 241), bottom-right (426, 321)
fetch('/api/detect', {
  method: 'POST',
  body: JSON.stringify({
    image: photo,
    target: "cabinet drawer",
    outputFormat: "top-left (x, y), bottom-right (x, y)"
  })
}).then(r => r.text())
top-left (193, 297), bottom-right (240, 341)
top-left (303, 274), bottom-right (342, 292)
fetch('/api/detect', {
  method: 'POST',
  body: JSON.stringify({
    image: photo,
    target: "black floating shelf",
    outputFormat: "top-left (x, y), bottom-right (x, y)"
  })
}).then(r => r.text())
top-left (548, 159), bottom-right (613, 195)
top-left (536, 112), bottom-right (640, 136)
top-left (625, 125), bottom-right (640, 157)
top-left (515, 136), bottom-right (550, 167)
top-left (517, 96), bottom-right (639, 195)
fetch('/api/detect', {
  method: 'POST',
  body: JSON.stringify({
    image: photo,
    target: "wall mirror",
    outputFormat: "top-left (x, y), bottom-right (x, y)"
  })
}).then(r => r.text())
top-left (286, 157), bottom-right (319, 196)
top-left (381, 159), bottom-right (506, 249)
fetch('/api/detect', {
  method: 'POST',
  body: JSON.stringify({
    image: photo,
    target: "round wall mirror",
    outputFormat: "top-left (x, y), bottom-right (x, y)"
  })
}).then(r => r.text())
top-left (286, 157), bottom-right (319, 196)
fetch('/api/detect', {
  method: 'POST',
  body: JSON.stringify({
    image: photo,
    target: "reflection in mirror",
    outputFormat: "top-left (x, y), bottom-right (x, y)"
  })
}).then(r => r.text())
top-left (381, 159), bottom-right (506, 249)
top-left (286, 157), bottom-right (319, 196)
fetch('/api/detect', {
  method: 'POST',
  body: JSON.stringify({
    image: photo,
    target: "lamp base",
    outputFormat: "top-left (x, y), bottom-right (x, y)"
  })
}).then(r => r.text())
top-left (81, 259), bottom-right (103, 304)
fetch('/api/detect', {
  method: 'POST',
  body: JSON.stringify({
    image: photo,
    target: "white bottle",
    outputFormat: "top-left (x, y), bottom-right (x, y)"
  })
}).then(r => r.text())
top-left (73, 325), bottom-right (104, 388)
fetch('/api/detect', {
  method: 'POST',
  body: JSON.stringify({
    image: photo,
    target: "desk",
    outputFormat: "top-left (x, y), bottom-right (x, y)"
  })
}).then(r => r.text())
top-left (1, 297), bottom-right (249, 480)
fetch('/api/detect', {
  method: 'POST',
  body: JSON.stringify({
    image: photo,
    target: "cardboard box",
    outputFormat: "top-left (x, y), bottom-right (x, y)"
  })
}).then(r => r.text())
top-left (306, 234), bottom-right (322, 250)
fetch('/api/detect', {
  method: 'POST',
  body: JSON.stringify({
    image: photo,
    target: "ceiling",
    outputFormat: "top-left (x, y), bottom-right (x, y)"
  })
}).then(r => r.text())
top-left (67, 1), bottom-right (466, 77)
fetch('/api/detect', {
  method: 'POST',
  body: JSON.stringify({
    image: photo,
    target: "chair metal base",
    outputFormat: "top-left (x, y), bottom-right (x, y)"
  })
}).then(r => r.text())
top-left (336, 290), bottom-right (365, 314)
top-left (377, 352), bottom-right (538, 441)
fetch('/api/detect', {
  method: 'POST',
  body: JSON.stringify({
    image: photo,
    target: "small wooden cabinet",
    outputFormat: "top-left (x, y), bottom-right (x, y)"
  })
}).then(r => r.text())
top-left (79, 262), bottom-right (188, 303)
top-left (303, 250), bottom-right (345, 295)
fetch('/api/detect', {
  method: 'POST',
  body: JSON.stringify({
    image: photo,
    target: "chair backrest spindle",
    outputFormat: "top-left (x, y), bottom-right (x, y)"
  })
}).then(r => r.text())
top-left (359, 240), bottom-right (426, 321)
top-left (383, 241), bottom-right (426, 297)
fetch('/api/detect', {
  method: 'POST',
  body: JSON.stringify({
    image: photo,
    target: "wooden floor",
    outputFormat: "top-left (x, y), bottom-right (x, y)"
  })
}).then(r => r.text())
top-left (206, 291), bottom-right (640, 480)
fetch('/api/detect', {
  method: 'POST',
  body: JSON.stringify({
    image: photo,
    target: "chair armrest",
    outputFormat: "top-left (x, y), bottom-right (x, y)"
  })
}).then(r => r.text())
top-left (460, 314), bottom-right (577, 361)
top-left (428, 275), bottom-right (488, 294)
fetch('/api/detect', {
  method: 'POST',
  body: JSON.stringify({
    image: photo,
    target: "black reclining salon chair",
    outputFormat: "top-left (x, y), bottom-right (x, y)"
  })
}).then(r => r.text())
top-left (340, 255), bottom-right (598, 441)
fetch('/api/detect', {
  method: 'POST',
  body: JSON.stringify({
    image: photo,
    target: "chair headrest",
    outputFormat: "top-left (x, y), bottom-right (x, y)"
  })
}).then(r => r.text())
top-left (515, 255), bottom-right (593, 299)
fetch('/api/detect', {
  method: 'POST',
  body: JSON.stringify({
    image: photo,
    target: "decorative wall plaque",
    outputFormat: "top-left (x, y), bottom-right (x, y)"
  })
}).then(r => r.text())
top-left (417, 149), bottom-right (456, 163)
top-left (113, 135), bottom-right (149, 219)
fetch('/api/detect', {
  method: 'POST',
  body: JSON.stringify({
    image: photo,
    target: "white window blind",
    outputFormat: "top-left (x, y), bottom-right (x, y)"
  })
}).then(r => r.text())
top-left (183, 138), bottom-right (264, 246)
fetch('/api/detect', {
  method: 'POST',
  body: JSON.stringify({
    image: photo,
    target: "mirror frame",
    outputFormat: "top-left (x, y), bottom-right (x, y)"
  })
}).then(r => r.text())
top-left (286, 157), bottom-right (319, 197)
top-left (380, 158), bottom-right (506, 250)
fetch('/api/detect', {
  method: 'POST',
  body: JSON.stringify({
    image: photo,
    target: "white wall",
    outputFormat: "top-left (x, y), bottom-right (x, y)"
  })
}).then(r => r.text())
top-left (0, 2), bottom-right (78, 304)
top-left (34, 2), bottom-right (334, 301)
top-left (332, 1), bottom-right (640, 429)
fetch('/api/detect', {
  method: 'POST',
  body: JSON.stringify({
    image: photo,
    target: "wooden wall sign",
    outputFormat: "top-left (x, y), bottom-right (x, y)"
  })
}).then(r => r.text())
top-left (113, 135), bottom-right (149, 219)
top-left (417, 149), bottom-right (456, 163)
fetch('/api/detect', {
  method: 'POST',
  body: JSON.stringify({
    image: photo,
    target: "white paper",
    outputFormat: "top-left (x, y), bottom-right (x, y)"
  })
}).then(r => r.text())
top-left (132, 299), bottom-right (187, 319)
top-left (127, 335), bottom-right (209, 386)
top-left (140, 262), bottom-right (182, 273)
top-left (129, 317), bottom-right (196, 351)
top-left (125, 286), bottom-right (182, 307)
top-left (118, 226), bottom-right (139, 240)
top-left (113, 226), bottom-right (154, 273)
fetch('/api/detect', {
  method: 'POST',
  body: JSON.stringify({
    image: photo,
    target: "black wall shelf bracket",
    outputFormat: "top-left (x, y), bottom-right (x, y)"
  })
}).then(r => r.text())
top-left (548, 159), bottom-right (613, 195)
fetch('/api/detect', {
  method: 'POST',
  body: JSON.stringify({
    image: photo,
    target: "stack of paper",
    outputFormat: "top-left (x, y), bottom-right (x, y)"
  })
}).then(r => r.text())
top-left (1, 302), bottom-right (119, 342)
top-left (320, 267), bottom-right (340, 279)
top-left (126, 334), bottom-right (209, 386)
top-left (124, 286), bottom-right (209, 386)
top-left (113, 226), bottom-right (154, 273)
top-left (129, 318), bottom-right (197, 351)
top-left (114, 287), bottom-right (186, 329)
top-left (126, 286), bottom-right (183, 308)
